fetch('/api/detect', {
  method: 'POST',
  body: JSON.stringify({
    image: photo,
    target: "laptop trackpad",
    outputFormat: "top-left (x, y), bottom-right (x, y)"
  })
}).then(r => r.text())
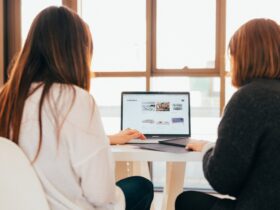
top-left (127, 137), bottom-right (184, 144)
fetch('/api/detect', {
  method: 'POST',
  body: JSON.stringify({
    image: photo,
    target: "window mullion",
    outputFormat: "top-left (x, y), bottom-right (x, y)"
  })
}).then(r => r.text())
top-left (4, 0), bottom-right (21, 82)
top-left (92, 72), bottom-right (146, 77)
top-left (62, 0), bottom-right (77, 12)
top-left (216, 0), bottom-right (226, 115)
top-left (146, 0), bottom-right (153, 91)
top-left (0, 0), bottom-right (4, 85)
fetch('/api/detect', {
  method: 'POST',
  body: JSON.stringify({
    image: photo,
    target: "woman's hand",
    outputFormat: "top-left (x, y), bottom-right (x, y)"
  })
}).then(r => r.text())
top-left (186, 139), bottom-right (209, 152)
top-left (108, 128), bottom-right (146, 145)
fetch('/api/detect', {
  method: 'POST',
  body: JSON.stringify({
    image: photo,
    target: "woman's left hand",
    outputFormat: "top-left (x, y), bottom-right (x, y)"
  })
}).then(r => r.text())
top-left (108, 128), bottom-right (146, 145)
top-left (186, 139), bottom-right (209, 152)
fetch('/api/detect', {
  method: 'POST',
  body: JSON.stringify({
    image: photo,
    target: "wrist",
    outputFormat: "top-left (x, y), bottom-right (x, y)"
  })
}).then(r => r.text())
top-left (202, 142), bottom-right (215, 154)
top-left (107, 135), bottom-right (115, 145)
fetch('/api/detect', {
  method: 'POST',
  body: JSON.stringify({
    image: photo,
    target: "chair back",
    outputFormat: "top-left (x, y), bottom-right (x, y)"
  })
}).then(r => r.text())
top-left (0, 137), bottom-right (50, 210)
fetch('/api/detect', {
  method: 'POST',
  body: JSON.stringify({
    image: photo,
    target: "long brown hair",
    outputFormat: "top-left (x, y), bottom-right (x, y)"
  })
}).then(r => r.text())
top-left (229, 18), bottom-right (280, 87)
top-left (0, 6), bottom-right (93, 160)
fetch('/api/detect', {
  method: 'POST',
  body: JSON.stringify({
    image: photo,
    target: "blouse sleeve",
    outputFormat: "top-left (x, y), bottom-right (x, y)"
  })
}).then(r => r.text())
top-left (64, 90), bottom-right (118, 208)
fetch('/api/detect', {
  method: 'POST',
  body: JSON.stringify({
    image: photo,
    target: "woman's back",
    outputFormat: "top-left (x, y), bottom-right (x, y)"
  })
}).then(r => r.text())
top-left (175, 18), bottom-right (280, 210)
top-left (0, 6), bottom-right (153, 210)
top-left (203, 78), bottom-right (280, 210)
top-left (234, 79), bottom-right (280, 209)
top-left (19, 83), bottom-right (116, 210)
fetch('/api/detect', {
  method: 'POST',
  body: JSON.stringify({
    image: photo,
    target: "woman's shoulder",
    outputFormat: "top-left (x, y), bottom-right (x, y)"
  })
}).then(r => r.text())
top-left (27, 82), bottom-right (97, 119)
top-left (49, 84), bottom-right (101, 133)
top-left (226, 79), bottom-right (280, 116)
top-left (223, 83), bottom-right (259, 116)
top-left (236, 79), bottom-right (280, 95)
top-left (28, 82), bottom-right (93, 102)
top-left (51, 83), bottom-right (92, 99)
top-left (51, 83), bottom-right (96, 112)
top-left (230, 80), bottom-right (267, 104)
top-left (232, 79), bottom-right (280, 104)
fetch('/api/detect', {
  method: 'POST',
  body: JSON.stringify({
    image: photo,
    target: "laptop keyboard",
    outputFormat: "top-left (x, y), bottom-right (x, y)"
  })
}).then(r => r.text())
top-left (127, 137), bottom-right (179, 144)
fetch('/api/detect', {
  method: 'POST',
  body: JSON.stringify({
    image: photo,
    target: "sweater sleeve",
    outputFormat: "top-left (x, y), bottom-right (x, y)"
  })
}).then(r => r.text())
top-left (203, 89), bottom-right (264, 196)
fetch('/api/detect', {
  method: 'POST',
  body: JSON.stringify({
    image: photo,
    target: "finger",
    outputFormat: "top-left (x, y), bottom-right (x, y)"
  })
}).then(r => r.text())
top-left (132, 130), bottom-right (146, 139)
top-left (129, 132), bottom-right (144, 139)
top-left (186, 143), bottom-right (195, 150)
top-left (185, 146), bottom-right (194, 151)
top-left (139, 134), bottom-right (146, 140)
top-left (130, 129), bottom-right (145, 136)
top-left (124, 129), bottom-right (137, 135)
top-left (188, 140), bottom-right (198, 144)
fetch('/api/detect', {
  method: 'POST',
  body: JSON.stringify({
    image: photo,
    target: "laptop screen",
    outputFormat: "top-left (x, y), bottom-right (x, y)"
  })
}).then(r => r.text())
top-left (121, 92), bottom-right (191, 137)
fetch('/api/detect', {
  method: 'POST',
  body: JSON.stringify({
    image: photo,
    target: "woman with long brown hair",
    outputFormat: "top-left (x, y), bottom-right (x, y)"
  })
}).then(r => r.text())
top-left (0, 6), bottom-right (153, 210)
top-left (176, 18), bottom-right (280, 210)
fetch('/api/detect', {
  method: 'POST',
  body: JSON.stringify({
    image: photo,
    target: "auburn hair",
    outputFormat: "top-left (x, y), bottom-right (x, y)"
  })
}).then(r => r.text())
top-left (0, 6), bottom-right (93, 161)
top-left (229, 18), bottom-right (280, 87)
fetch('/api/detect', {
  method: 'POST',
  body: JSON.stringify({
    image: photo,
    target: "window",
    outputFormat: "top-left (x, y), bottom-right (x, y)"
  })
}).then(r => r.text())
top-left (90, 77), bottom-right (146, 133)
top-left (151, 77), bottom-right (220, 117)
top-left (78, 0), bottom-right (222, 190)
top-left (157, 0), bottom-right (216, 69)
top-left (225, 0), bottom-right (280, 101)
top-left (21, 0), bottom-right (62, 45)
top-left (79, 0), bottom-right (146, 71)
top-left (0, 1), bottom-right (3, 85)
top-left (151, 77), bottom-right (219, 189)
top-left (19, 0), bottom-right (279, 191)
top-left (225, 0), bottom-right (280, 71)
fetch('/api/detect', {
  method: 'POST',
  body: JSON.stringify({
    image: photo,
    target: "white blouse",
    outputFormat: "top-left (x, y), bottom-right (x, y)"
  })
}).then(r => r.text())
top-left (19, 83), bottom-right (123, 210)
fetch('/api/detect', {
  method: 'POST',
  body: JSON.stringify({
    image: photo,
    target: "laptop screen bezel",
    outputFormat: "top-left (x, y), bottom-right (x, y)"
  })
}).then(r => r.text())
top-left (121, 91), bottom-right (191, 138)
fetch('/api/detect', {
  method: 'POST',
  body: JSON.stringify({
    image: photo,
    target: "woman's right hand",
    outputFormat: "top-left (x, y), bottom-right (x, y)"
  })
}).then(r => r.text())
top-left (108, 128), bottom-right (146, 145)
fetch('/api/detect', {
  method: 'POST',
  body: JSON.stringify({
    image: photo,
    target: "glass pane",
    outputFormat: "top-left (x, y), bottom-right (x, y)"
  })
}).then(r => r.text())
top-left (226, 0), bottom-right (280, 71)
top-left (151, 77), bottom-right (220, 190)
top-left (21, 0), bottom-right (62, 45)
top-left (151, 77), bottom-right (220, 139)
top-left (90, 77), bottom-right (145, 133)
top-left (157, 0), bottom-right (216, 69)
top-left (79, 0), bottom-right (146, 71)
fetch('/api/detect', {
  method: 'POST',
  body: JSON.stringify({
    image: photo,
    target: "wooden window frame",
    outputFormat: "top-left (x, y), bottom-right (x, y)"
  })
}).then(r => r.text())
top-left (0, 0), bottom-right (4, 85)
top-left (62, 0), bottom-right (77, 12)
top-left (4, 0), bottom-right (227, 114)
top-left (86, 0), bottom-right (227, 115)
top-left (3, 0), bottom-right (21, 81)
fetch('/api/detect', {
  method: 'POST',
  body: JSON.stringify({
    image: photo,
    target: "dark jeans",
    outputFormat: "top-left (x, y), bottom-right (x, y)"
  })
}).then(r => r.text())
top-left (175, 191), bottom-right (220, 210)
top-left (116, 176), bottom-right (154, 210)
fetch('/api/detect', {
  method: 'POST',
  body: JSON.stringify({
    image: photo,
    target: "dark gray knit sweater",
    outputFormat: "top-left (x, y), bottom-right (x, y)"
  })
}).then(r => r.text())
top-left (203, 79), bottom-right (280, 210)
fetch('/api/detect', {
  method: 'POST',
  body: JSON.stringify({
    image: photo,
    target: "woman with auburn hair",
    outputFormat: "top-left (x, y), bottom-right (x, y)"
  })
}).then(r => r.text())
top-left (0, 6), bottom-right (153, 210)
top-left (176, 18), bottom-right (280, 210)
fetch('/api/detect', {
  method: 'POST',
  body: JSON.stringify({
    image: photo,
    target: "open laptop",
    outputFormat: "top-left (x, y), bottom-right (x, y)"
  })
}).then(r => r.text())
top-left (121, 91), bottom-right (191, 144)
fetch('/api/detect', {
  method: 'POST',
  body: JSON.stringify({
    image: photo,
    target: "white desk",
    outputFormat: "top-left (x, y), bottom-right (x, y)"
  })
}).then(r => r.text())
top-left (111, 145), bottom-right (203, 210)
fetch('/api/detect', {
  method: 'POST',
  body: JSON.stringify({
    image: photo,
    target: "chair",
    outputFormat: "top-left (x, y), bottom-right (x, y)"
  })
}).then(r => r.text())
top-left (0, 137), bottom-right (125, 210)
top-left (0, 137), bottom-right (50, 210)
